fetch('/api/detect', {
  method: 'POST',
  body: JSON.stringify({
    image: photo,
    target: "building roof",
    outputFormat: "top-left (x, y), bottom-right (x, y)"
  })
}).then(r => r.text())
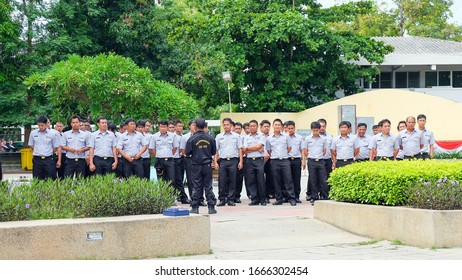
top-left (376, 36), bottom-right (462, 55)
top-left (357, 36), bottom-right (462, 66)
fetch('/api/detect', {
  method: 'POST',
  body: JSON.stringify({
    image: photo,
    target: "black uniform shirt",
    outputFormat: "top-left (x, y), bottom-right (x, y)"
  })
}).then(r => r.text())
top-left (185, 131), bottom-right (216, 165)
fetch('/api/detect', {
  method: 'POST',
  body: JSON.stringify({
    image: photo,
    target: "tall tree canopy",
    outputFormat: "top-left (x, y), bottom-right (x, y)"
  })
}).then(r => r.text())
top-left (169, 0), bottom-right (393, 112)
top-left (24, 54), bottom-right (198, 124)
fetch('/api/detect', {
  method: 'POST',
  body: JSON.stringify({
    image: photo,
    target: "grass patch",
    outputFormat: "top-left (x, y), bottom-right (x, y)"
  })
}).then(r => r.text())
top-left (358, 240), bottom-right (380, 246)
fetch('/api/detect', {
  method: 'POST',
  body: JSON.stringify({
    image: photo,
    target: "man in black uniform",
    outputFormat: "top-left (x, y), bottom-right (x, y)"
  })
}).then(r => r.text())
top-left (186, 118), bottom-right (217, 214)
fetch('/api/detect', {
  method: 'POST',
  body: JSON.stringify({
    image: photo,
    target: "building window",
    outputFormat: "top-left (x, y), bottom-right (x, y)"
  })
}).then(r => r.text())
top-left (408, 72), bottom-right (420, 88)
top-left (439, 71), bottom-right (451, 86)
top-left (395, 72), bottom-right (407, 88)
top-left (380, 72), bottom-right (392, 88)
top-left (453, 71), bottom-right (462, 88)
top-left (425, 72), bottom-right (438, 88)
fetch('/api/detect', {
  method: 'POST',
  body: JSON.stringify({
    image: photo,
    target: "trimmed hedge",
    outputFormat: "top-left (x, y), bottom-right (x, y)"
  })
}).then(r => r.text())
top-left (328, 160), bottom-right (462, 206)
top-left (0, 175), bottom-right (177, 222)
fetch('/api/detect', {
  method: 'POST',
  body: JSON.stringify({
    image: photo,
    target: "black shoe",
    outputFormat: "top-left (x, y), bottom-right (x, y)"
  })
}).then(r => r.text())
top-left (199, 201), bottom-right (207, 207)
top-left (295, 198), bottom-right (302, 203)
top-left (306, 196), bottom-right (311, 201)
top-left (310, 199), bottom-right (315, 205)
top-left (208, 206), bottom-right (217, 214)
top-left (283, 198), bottom-right (289, 203)
top-left (181, 199), bottom-right (191, 204)
top-left (190, 207), bottom-right (199, 214)
top-left (272, 200), bottom-right (283, 205)
top-left (249, 201), bottom-right (260, 206)
top-left (227, 201), bottom-right (236, 206)
top-left (268, 194), bottom-right (276, 199)
top-left (261, 202), bottom-right (267, 206)
top-left (217, 201), bottom-right (227, 207)
top-left (290, 200), bottom-right (297, 206)
top-left (263, 198), bottom-right (270, 203)
top-left (235, 198), bottom-right (242, 203)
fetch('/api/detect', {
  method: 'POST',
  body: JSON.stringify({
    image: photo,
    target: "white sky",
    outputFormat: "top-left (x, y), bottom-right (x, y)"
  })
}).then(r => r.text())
top-left (317, 0), bottom-right (462, 25)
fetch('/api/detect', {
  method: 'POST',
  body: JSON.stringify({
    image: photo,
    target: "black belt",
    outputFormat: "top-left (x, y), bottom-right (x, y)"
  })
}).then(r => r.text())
top-left (355, 158), bottom-right (368, 162)
top-left (289, 157), bottom-right (301, 160)
top-left (67, 158), bottom-right (85, 161)
top-left (34, 155), bottom-right (52, 159)
top-left (95, 156), bottom-right (113, 160)
top-left (249, 157), bottom-right (264, 160)
top-left (220, 157), bottom-right (238, 161)
top-left (157, 157), bottom-right (173, 161)
top-left (419, 152), bottom-right (429, 155)
top-left (337, 158), bottom-right (354, 162)
top-left (308, 158), bottom-right (324, 162)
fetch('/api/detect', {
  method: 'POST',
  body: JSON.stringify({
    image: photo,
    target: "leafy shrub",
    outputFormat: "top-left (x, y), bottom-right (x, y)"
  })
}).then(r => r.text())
top-left (0, 175), bottom-right (177, 222)
top-left (407, 178), bottom-right (462, 210)
top-left (328, 160), bottom-right (462, 206)
top-left (433, 152), bottom-right (462, 159)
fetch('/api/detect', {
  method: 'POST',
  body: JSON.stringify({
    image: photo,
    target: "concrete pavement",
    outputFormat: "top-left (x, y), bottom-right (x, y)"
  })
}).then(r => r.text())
top-left (4, 171), bottom-right (462, 259)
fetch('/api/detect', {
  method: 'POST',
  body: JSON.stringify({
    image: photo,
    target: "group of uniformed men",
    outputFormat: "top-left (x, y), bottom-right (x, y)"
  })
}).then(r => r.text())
top-left (28, 113), bottom-right (435, 214)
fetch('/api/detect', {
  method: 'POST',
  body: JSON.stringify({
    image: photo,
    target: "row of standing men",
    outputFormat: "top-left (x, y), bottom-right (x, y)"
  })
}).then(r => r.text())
top-left (27, 113), bottom-right (435, 212)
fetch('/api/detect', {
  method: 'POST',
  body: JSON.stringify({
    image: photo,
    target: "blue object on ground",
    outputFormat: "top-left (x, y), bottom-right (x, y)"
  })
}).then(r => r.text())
top-left (163, 207), bottom-right (190, 216)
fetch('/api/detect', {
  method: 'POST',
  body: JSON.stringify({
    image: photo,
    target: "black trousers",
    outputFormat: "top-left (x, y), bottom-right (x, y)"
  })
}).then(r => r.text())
top-left (308, 159), bottom-right (328, 200)
top-left (115, 156), bottom-right (124, 178)
top-left (264, 158), bottom-right (274, 197)
top-left (271, 159), bottom-right (295, 202)
top-left (157, 158), bottom-right (175, 182)
top-left (218, 158), bottom-right (238, 202)
top-left (336, 158), bottom-right (354, 168)
top-left (33, 156), bottom-right (57, 180)
top-left (142, 158), bottom-right (151, 180)
top-left (420, 152), bottom-right (431, 160)
top-left (122, 158), bottom-right (144, 178)
top-left (55, 155), bottom-right (66, 179)
top-left (235, 157), bottom-right (247, 200)
top-left (289, 157), bottom-right (302, 199)
top-left (190, 163), bottom-right (216, 208)
top-left (245, 157), bottom-right (266, 202)
top-left (93, 156), bottom-right (115, 176)
top-left (174, 157), bottom-right (189, 200)
top-left (307, 159), bottom-right (330, 199)
top-left (64, 158), bottom-right (86, 178)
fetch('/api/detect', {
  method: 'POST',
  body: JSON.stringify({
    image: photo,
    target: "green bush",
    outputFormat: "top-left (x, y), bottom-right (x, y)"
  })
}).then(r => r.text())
top-left (433, 152), bottom-right (462, 159)
top-left (328, 160), bottom-right (462, 206)
top-left (407, 178), bottom-right (462, 210)
top-left (0, 175), bottom-right (178, 222)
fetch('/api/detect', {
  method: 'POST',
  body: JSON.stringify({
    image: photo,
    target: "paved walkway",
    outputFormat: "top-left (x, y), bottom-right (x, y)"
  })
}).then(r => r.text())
top-left (4, 171), bottom-right (462, 259)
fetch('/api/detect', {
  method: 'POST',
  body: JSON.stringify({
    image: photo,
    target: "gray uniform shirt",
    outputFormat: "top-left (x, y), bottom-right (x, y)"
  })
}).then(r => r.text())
top-left (142, 133), bottom-right (152, 159)
top-left (356, 134), bottom-right (371, 160)
top-left (331, 135), bottom-right (360, 160)
top-left (89, 130), bottom-right (117, 158)
top-left (288, 133), bottom-right (304, 158)
top-left (369, 133), bottom-right (399, 157)
top-left (398, 129), bottom-right (424, 156)
top-left (320, 132), bottom-right (333, 159)
top-left (419, 128), bottom-right (435, 153)
top-left (63, 130), bottom-right (90, 159)
top-left (215, 131), bottom-right (242, 158)
top-left (304, 135), bottom-right (327, 159)
top-left (180, 132), bottom-right (191, 151)
top-left (266, 133), bottom-right (291, 159)
top-left (173, 133), bottom-right (182, 159)
top-left (149, 131), bottom-right (178, 158)
top-left (28, 129), bottom-right (61, 156)
top-left (244, 132), bottom-right (266, 158)
top-left (117, 131), bottom-right (148, 157)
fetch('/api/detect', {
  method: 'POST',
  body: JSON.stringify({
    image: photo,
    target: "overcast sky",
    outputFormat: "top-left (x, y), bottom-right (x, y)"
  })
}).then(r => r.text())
top-left (316, 0), bottom-right (462, 25)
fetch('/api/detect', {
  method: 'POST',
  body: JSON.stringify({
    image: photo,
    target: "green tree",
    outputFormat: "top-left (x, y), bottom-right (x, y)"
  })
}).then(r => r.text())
top-left (169, 0), bottom-right (392, 112)
top-left (24, 53), bottom-right (198, 124)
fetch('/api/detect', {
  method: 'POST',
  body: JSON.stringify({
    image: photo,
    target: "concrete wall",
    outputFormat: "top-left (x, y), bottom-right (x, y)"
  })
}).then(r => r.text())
top-left (0, 214), bottom-right (210, 260)
top-left (314, 200), bottom-right (462, 248)
top-left (222, 89), bottom-right (462, 141)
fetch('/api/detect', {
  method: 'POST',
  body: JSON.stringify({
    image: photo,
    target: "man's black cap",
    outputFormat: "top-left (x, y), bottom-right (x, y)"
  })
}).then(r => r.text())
top-left (195, 118), bottom-right (206, 129)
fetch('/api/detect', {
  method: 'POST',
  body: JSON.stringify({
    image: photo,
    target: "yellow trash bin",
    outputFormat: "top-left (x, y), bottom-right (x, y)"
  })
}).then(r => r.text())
top-left (20, 148), bottom-right (33, 171)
